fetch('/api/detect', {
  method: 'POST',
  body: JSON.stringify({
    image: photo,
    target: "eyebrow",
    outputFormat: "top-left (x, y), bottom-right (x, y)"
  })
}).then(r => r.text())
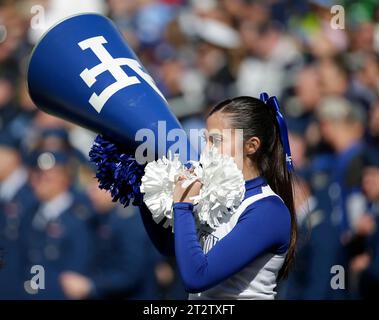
top-left (208, 132), bottom-right (223, 140)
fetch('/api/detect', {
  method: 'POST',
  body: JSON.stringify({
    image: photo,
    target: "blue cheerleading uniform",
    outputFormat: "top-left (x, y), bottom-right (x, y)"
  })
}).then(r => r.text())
top-left (140, 176), bottom-right (291, 299)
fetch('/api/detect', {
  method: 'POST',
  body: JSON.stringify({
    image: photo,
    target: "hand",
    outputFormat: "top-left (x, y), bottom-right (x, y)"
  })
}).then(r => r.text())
top-left (155, 262), bottom-right (174, 287)
top-left (173, 175), bottom-right (202, 204)
top-left (350, 253), bottom-right (371, 274)
top-left (355, 214), bottom-right (376, 236)
top-left (60, 271), bottom-right (93, 300)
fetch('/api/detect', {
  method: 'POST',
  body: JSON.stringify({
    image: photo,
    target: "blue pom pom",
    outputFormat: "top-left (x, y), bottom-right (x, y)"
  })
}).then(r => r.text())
top-left (89, 135), bottom-right (145, 207)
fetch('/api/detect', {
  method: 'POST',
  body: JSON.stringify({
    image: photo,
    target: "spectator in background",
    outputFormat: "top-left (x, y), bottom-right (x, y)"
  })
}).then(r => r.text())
top-left (23, 111), bottom-right (67, 154)
top-left (279, 176), bottom-right (341, 299)
top-left (350, 20), bottom-right (375, 55)
top-left (317, 96), bottom-right (367, 237)
top-left (60, 179), bottom-right (160, 300)
top-left (285, 65), bottom-right (323, 155)
top-left (36, 127), bottom-right (87, 164)
top-left (195, 18), bottom-right (242, 106)
top-left (318, 57), bottom-right (350, 98)
top-left (36, 127), bottom-right (92, 188)
top-left (24, 150), bottom-right (93, 299)
top-left (317, 96), bottom-right (368, 297)
top-left (319, 54), bottom-right (379, 112)
top-left (237, 19), bottom-right (302, 99)
top-left (0, 131), bottom-right (38, 299)
top-left (349, 53), bottom-right (379, 110)
top-left (350, 148), bottom-right (379, 299)
top-left (0, 3), bottom-right (29, 67)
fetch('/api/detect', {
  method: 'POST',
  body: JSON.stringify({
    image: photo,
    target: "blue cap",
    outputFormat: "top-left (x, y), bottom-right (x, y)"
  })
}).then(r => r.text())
top-left (40, 127), bottom-right (69, 141)
top-left (28, 150), bottom-right (70, 170)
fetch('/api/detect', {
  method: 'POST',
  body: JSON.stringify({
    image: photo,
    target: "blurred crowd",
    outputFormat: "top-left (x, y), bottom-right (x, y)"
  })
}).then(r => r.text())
top-left (1, 0), bottom-right (379, 299)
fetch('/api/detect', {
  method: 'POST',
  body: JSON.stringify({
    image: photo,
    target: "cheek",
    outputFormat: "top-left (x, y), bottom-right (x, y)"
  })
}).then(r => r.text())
top-left (0, 152), bottom-right (14, 171)
top-left (320, 123), bottom-right (334, 139)
top-left (221, 135), bottom-right (245, 170)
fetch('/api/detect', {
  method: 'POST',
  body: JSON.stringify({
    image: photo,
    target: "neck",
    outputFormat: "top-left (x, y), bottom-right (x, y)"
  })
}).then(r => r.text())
top-left (42, 189), bottom-right (69, 203)
top-left (242, 160), bottom-right (260, 181)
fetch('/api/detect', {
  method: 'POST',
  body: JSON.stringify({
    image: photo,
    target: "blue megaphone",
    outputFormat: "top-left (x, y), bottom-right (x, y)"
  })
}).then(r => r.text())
top-left (27, 13), bottom-right (196, 163)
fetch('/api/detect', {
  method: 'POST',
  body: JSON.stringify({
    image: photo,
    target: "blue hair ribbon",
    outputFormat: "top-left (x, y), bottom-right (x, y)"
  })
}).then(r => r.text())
top-left (259, 92), bottom-right (294, 172)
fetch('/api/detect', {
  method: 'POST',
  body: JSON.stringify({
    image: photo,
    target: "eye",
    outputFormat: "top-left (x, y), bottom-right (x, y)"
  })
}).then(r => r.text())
top-left (200, 131), bottom-right (207, 143)
top-left (209, 134), bottom-right (222, 147)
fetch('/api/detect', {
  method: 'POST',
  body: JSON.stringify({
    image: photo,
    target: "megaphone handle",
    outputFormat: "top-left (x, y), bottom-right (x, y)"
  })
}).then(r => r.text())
top-left (139, 203), bottom-right (175, 257)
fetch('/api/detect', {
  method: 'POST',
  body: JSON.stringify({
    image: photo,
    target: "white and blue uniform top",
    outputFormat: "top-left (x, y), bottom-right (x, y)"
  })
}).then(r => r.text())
top-left (173, 176), bottom-right (291, 300)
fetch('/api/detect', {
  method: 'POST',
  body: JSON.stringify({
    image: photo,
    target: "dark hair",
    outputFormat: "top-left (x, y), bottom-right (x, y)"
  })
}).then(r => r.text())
top-left (208, 96), bottom-right (297, 279)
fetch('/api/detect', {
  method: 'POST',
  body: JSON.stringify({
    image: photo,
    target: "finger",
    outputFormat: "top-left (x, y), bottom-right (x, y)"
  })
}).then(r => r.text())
top-left (176, 175), bottom-right (186, 183)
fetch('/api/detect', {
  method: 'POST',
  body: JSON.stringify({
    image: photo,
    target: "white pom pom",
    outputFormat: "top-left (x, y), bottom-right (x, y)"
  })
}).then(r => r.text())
top-left (192, 148), bottom-right (245, 229)
top-left (140, 152), bottom-right (184, 228)
top-left (140, 148), bottom-right (245, 231)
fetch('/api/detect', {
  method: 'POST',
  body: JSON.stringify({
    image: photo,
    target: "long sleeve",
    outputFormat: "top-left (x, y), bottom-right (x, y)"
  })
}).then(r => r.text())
top-left (173, 196), bottom-right (291, 293)
top-left (139, 203), bottom-right (175, 257)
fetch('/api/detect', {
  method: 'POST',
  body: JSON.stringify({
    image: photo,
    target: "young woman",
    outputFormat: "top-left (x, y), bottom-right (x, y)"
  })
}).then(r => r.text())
top-left (140, 95), bottom-right (297, 300)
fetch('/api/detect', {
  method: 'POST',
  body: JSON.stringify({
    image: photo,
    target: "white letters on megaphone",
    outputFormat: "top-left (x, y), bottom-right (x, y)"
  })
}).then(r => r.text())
top-left (78, 36), bottom-right (166, 113)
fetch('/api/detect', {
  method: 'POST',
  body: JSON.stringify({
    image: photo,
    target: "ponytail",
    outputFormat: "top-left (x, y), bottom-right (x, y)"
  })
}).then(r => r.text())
top-left (259, 122), bottom-right (296, 279)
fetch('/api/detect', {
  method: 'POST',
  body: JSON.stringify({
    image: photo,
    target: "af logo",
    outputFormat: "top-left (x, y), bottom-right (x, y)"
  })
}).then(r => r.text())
top-left (78, 36), bottom-right (166, 113)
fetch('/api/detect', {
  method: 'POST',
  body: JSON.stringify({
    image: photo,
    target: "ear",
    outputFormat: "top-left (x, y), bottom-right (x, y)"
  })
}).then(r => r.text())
top-left (244, 136), bottom-right (261, 156)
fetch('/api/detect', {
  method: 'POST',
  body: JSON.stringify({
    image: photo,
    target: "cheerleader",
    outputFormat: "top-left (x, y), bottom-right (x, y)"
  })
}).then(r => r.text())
top-left (140, 94), bottom-right (297, 300)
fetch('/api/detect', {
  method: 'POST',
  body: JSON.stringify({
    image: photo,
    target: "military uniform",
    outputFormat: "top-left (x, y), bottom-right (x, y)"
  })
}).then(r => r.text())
top-left (280, 195), bottom-right (344, 299)
top-left (280, 154), bottom-right (351, 299)
top-left (0, 168), bottom-right (38, 299)
top-left (24, 190), bottom-right (93, 299)
top-left (87, 204), bottom-right (159, 299)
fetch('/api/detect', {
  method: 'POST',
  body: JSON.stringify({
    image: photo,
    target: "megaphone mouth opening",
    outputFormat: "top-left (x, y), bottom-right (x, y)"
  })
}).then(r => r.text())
top-left (26, 12), bottom-right (115, 100)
